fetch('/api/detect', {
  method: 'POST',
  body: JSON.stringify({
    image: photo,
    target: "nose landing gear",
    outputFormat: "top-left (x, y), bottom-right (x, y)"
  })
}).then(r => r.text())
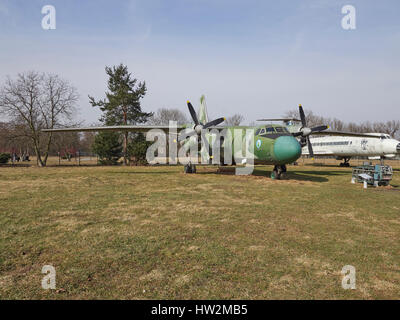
top-left (271, 165), bottom-right (287, 180)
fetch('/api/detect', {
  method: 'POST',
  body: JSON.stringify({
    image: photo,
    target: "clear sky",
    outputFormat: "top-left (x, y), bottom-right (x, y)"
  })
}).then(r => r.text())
top-left (0, 0), bottom-right (399, 124)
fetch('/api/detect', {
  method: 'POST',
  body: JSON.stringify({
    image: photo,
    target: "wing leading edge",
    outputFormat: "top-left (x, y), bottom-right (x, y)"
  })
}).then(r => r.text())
top-left (42, 125), bottom-right (187, 133)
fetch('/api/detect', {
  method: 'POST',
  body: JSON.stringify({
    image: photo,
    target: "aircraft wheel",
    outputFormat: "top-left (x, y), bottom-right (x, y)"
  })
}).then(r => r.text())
top-left (184, 164), bottom-right (192, 174)
top-left (271, 170), bottom-right (281, 180)
top-left (184, 164), bottom-right (196, 174)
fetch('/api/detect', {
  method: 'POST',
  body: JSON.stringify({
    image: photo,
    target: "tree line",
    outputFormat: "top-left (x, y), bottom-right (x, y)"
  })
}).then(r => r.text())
top-left (0, 64), bottom-right (189, 166)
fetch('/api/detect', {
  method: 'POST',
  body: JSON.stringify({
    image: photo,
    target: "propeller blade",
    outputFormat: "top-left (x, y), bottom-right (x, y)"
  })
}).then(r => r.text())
top-left (311, 125), bottom-right (328, 133)
top-left (298, 104), bottom-right (307, 127)
top-left (203, 117), bottom-right (225, 129)
top-left (307, 136), bottom-right (314, 158)
top-left (187, 101), bottom-right (199, 126)
top-left (292, 131), bottom-right (303, 137)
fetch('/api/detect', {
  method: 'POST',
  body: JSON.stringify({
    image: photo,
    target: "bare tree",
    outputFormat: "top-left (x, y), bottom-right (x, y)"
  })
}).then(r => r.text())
top-left (386, 120), bottom-right (400, 138)
top-left (225, 114), bottom-right (244, 126)
top-left (0, 121), bottom-right (33, 157)
top-left (148, 108), bottom-right (188, 125)
top-left (49, 131), bottom-right (80, 156)
top-left (0, 71), bottom-right (78, 166)
top-left (283, 109), bottom-right (325, 127)
top-left (329, 118), bottom-right (345, 131)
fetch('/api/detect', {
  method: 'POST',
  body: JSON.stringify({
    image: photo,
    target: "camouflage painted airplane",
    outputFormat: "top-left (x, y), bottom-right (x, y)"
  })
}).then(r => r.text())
top-left (43, 96), bottom-right (376, 179)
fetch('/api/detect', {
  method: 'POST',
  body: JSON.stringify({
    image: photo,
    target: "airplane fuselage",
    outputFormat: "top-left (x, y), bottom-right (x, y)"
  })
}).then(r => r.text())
top-left (198, 124), bottom-right (302, 165)
top-left (301, 134), bottom-right (400, 158)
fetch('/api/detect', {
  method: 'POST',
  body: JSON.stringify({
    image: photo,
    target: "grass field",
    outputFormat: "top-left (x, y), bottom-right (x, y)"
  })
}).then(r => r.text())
top-left (0, 161), bottom-right (399, 299)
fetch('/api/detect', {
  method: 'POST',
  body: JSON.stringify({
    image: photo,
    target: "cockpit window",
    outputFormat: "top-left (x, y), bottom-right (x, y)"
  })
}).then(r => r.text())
top-left (256, 126), bottom-right (289, 136)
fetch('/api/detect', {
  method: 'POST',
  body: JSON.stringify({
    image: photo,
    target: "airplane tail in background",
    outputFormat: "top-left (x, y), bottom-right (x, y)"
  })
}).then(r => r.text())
top-left (197, 95), bottom-right (209, 125)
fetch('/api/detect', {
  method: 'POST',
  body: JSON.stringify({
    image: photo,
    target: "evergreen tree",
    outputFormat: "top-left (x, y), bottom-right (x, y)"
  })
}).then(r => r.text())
top-left (89, 64), bottom-right (152, 165)
top-left (92, 131), bottom-right (123, 165)
top-left (127, 133), bottom-right (152, 165)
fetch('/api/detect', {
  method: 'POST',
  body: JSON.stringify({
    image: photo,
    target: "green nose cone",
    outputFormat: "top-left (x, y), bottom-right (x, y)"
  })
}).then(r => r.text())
top-left (273, 136), bottom-right (302, 163)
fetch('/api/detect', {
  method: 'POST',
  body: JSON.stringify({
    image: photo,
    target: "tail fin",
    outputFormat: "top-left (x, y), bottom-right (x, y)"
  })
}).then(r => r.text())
top-left (197, 95), bottom-right (209, 125)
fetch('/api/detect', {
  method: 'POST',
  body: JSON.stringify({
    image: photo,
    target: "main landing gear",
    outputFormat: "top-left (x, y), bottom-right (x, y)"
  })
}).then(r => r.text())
top-left (184, 163), bottom-right (197, 174)
top-left (339, 157), bottom-right (351, 167)
top-left (271, 165), bottom-right (287, 180)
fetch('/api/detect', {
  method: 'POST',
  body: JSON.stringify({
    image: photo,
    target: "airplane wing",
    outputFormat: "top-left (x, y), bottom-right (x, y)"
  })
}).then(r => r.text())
top-left (310, 131), bottom-right (382, 138)
top-left (42, 125), bottom-right (187, 133)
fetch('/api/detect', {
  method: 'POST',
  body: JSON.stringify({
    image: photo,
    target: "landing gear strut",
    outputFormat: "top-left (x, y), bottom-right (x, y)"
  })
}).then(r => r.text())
top-left (271, 165), bottom-right (287, 180)
top-left (339, 158), bottom-right (351, 167)
top-left (184, 163), bottom-right (196, 174)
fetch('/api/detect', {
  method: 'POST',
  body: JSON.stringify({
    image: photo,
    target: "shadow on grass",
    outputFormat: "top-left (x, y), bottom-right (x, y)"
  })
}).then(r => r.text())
top-left (252, 169), bottom-right (332, 182)
top-left (290, 170), bottom-right (348, 176)
top-left (196, 167), bottom-right (337, 182)
top-left (283, 172), bottom-right (329, 182)
top-left (306, 163), bottom-right (351, 168)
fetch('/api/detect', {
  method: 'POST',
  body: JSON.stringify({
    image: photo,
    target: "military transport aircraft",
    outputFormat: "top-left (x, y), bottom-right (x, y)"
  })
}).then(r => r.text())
top-left (43, 97), bottom-right (380, 179)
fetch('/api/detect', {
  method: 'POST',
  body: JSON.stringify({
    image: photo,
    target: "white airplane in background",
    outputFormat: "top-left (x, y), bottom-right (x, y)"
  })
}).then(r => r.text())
top-left (301, 133), bottom-right (400, 166)
top-left (282, 120), bottom-right (400, 166)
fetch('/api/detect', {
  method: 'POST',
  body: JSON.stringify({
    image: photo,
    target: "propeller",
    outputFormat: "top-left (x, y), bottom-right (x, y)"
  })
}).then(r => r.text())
top-left (177, 100), bottom-right (225, 163)
top-left (292, 104), bottom-right (329, 158)
top-left (178, 101), bottom-right (225, 141)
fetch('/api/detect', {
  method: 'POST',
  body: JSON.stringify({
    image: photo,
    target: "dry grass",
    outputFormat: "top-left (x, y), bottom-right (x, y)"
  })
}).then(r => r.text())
top-left (0, 161), bottom-right (399, 299)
